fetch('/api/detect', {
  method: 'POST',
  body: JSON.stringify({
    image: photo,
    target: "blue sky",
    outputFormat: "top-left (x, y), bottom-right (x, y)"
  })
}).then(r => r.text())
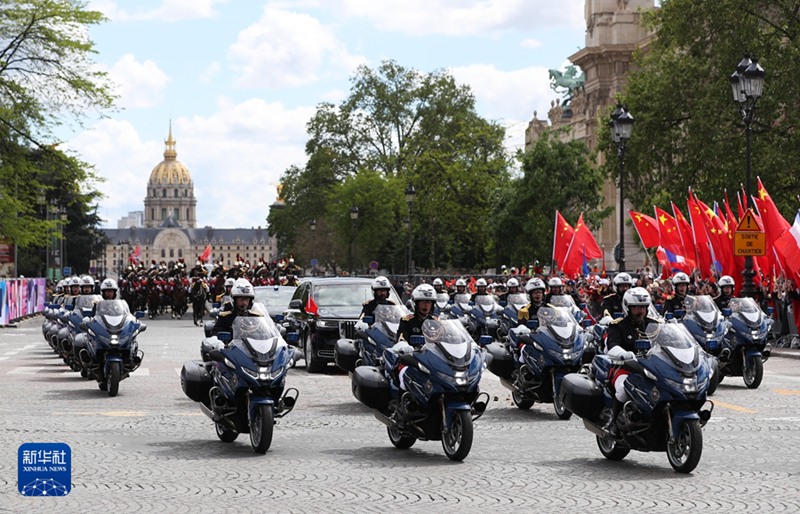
top-left (68, 0), bottom-right (588, 228)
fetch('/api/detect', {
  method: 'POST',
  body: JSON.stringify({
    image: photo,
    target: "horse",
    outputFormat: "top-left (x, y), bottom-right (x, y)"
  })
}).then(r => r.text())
top-left (147, 283), bottom-right (162, 319)
top-left (172, 285), bottom-right (188, 319)
top-left (189, 281), bottom-right (208, 326)
top-left (548, 66), bottom-right (586, 106)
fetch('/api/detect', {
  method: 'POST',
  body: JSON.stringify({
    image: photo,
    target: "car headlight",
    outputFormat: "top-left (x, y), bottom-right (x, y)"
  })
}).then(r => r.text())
top-left (317, 319), bottom-right (338, 329)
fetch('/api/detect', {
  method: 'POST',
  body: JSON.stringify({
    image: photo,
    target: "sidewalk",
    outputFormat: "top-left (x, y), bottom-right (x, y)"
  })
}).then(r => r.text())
top-left (772, 347), bottom-right (800, 360)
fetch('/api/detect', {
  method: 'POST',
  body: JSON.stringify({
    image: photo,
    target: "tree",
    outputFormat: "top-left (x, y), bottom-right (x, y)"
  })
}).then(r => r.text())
top-left (605, 0), bottom-right (800, 216)
top-left (493, 130), bottom-right (610, 268)
top-left (268, 60), bottom-right (509, 273)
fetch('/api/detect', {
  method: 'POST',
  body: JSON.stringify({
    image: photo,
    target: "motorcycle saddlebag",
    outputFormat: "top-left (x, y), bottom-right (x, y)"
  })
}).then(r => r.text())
top-left (486, 342), bottom-right (514, 379)
top-left (335, 338), bottom-right (358, 373)
top-left (181, 360), bottom-right (213, 404)
top-left (559, 373), bottom-right (603, 421)
top-left (352, 365), bottom-right (390, 411)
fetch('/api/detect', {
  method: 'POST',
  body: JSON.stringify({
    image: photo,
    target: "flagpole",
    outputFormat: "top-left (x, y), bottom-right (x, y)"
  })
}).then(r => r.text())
top-left (551, 210), bottom-right (558, 273)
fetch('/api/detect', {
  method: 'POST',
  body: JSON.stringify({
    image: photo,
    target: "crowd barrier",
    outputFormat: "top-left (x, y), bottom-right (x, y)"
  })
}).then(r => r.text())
top-left (0, 278), bottom-right (46, 326)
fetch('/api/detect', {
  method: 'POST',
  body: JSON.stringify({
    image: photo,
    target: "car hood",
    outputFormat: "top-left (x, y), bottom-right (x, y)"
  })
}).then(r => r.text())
top-left (317, 306), bottom-right (361, 319)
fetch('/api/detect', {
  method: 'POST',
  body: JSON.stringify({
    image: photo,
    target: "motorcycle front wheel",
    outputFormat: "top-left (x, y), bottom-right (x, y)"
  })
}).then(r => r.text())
top-left (667, 419), bottom-right (702, 473)
top-left (743, 355), bottom-right (763, 389)
top-left (107, 361), bottom-right (121, 397)
top-left (441, 410), bottom-right (473, 461)
top-left (250, 404), bottom-right (274, 454)
top-left (596, 435), bottom-right (630, 461)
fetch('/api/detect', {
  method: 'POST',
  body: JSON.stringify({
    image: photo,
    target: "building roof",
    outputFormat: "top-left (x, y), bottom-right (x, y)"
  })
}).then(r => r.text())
top-left (101, 226), bottom-right (271, 245)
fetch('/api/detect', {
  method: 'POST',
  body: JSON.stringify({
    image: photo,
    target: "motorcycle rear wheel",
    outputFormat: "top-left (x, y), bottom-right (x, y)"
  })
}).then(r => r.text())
top-left (743, 355), bottom-right (763, 389)
top-left (250, 404), bottom-right (274, 454)
top-left (441, 410), bottom-right (473, 461)
top-left (667, 419), bottom-right (703, 473)
top-left (553, 379), bottom-right (572, 420)
top-left (108, 362), bottom-right (121, 397)
top-left (387, 426), bottom-right (417, 449)
top-left (512, 390), bottom-right (534, 410)
top-left (215, 422), bottom-right (238, 443)
top-left (596, 435), bottom-right (630, 461)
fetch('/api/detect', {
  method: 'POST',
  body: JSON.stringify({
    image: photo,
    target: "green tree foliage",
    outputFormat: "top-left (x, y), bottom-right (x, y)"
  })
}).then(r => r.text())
top-left (494, 130), bottom-right (610, 267)
top-left (605, 0), bottom-right (800, 216)
top-left (268, 60), bottom-right (509, 273)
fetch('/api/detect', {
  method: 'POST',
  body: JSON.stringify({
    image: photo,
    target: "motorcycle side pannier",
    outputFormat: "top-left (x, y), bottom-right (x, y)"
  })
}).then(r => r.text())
top-left (486, 342), bottom-right (514, 379)
top-left (181, 360), bottom-right (213, 404)
top-left (335, 338), bottom-right (358, 373)
top-left (559, 373), bottom-right (603, 421)
top-left (352, 365), bottom-right (390, 410)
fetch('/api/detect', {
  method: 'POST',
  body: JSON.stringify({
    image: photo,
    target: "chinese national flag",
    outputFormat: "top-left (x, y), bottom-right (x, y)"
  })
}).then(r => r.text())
top-left (687, 196), bottom-right (713, 279)
top-left (694, 196), bottom-right (735, 276)
top-left (628, 210), bottom-right (660, 248)
top-left (305, 295), bottom-right (319, 316)
top-left (754, 177), bottom-right (791, 275)
top-left (562, 213), bottom-right (602, 276)
top-left (553, 211), bottom-right (575, 270)
top-left (672, 203), bottom-right (697, 266)
top-left (655, 206), bottom-right (695, 273)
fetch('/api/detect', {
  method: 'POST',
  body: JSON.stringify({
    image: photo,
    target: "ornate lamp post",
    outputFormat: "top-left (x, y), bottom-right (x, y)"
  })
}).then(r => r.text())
top-left (309, 219), bottom-right (317, 276)
top-left (349, 206), bottom-right (359, 275)
top-left (404, 183), bottom-right (416, 277)
top-left (610, 104), bottom-right (634, 272)
top-left (730, 55), bottom-right (765, 297)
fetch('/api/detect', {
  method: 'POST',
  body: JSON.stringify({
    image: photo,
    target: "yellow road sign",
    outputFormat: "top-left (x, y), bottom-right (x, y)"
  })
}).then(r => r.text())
top-left (734, 231), bottom-right (766, 256)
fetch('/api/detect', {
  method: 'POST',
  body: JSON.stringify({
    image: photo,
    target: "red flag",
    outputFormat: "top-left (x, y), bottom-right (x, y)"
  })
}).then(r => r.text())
top-left (754, 178), bottom-right (791, 275)
top-left (654, 207), bottom-right (694, 272)
top-left (200, 244), bottom-right (212, 262)
top-left (562, 213), bottom-right (602, 276)
top-left (628, 210), bottom-right (660, 248)
top-left (129, 244), bottom-right (141, 263)
top-left (305, 295), bottom-right (319, 316)
top-left (774, 210), bottom-right (800, 284)
top-left (687, 195), bottom-right (713, 279)
top-left (553, 211), bottom-right (574, 270)
top-left (672, 203), bottom-right (697, 267)
top-left (694, 196), bottom-right (735, 276)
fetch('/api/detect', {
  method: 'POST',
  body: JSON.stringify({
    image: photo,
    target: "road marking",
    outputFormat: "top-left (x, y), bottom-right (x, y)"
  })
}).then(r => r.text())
top-left (773, 389), bottom-right (800, 396)
top-left (714, 400), bottom-right (756, 414)
top-left (130, 368), bottom-right (150, 377)
top-left (0, 357), bottom-right (9, 361)
top-left (8, 367), bottom-right (44, 374)
top-left (54, 411), bottom-right (147, 417)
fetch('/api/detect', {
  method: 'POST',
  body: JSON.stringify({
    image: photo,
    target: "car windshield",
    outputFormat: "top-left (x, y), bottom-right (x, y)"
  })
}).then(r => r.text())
top-left (314, 283), bottom-right (399, 308)
top-left (232, 314), bottom-right (284, 356)
top-left (421, 318), bottom-right (472, 363)
top-left (506, 293), bottom-right (528, 310)
top-left (683, 295), bottom-right (720, 328)
top-left (254, 286), bottom-right (296, 312)
top-left (373, 304), bottom-right (408, 338)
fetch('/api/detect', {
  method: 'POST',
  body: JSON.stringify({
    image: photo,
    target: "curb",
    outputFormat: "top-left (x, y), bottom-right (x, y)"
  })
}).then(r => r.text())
top-left (771, 348), bottom-right (800, 360)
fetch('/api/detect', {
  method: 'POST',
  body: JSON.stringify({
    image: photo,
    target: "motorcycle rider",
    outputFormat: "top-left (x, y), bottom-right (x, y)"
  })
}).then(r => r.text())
top-left (99, 278), bottom-right (119, 300)
top-left (432, 278), bottom-right (446, 295)
top-left (211, 278), bottom-right (261, 336)
top-left (518, 278), bottom-right (546, 323)
top-left (360, 275), bottom-right (396, 319)
top-left (601, 272), bottom-right (634, 318)
top-left (498, 277), bottom-right (521, 303)
top-left (470, 278), bottom-right (491, 303)
top-left (79, 275), bottom-right (96, 296)
top-left (714, 275), bottom-right (736, 311)
top-left (394, 284), bottom-right (438, 390)
top-left (451, 278), bottom-right (468, 299)
top-left (544, 277), bottom-right (566, 304)
top-left (603, 287), bottom-right (660, 436)
top-left (216, 277), bottom-right (235, 307)
top-left (662, 272), bottom-right (693, 316)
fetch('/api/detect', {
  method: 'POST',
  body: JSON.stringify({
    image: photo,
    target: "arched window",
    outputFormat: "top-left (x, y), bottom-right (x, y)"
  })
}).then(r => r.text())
top-left (186, 208), bottom-right (189, 219)
top-left (178, 249), bottom-right (183, 258)
top-left (184, 190), bottom-right (188, 197)
top-left (161, 249), bottom-right (166, 258)
top-left (162, 188), bottom-right (167, 198)
top-left (161, 208), bottom-right (167, 220)
top-left (169, 248), bottom-right (174, 258)
top-left (174, 189), bottom-right (178, 197)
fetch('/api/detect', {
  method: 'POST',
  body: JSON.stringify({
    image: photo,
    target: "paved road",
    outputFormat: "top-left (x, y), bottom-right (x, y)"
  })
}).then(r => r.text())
top-left (2, 315), bottom-right (800, 512)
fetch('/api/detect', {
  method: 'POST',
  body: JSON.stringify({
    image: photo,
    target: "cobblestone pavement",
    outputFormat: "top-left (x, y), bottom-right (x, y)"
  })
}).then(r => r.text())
top-left (1, 315), bottom-right (800, 513)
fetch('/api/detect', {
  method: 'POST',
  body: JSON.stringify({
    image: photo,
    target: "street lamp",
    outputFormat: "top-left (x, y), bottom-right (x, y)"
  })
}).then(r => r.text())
top-left (349, 206), bottom-right (359, 275)
top-left (731, 54), bottom-right (765, 297)
top-left (610, 104), bottom-right (634, 272)
top-left (309, 219), bottom-right (316, 232)
top-left (405, 183), bottom-right (416, 277)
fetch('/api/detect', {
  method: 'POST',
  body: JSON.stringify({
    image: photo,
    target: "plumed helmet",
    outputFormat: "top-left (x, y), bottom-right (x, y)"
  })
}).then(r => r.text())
top-left (231, 278), bottom-right (255, 299)
top-left (224, 277), bottom-right (235, 288)
top-left (433, 278), bottom-right (443, 286)
top-left (372, 276), bottom-right (391, 291)
top-left (672, 272), bottom-right (690, 285)
top-left (718, 275), bottom-right (735, 288)
top-left (525, 278), bottom-right (546, 293)
top-left (622, 287), bottom-right (652, 316)
top-left (476, 278), bottom-right (488, 287)
top-left (412, 284), bottom-right (436, 302)
top-left (456, 278), bottom-right (467, 287)
top-left (548, 277), bottom-right (563, 288)
top-left (613, 272), bottom-right (633, 287)
top-left (507, 277), bottom-right (520, 288)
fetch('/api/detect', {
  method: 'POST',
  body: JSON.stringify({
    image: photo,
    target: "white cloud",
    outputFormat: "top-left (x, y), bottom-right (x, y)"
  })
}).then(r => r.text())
top-left (108, 54), bottom-right (170, 109)
top-left (338, 0), bottom-right (584, 36)
top-left (520, 38), bottom-right (543, 49)
top-left (228, 7), bottom-right (366, 89)
top-left (88, 0), bottom-right (228, 22)
top-left (198, 62), bottom-right (222, 84)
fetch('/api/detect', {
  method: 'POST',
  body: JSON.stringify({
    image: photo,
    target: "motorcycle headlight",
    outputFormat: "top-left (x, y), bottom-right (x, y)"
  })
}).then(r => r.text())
top-left (109, 334), bottom-right (120, 346)
top-left (243, 366), bottom-right (277, 381)
top-left (643, 368), bottom-right (658, 381)
top-left (224, 357), bottom-right (235, 369)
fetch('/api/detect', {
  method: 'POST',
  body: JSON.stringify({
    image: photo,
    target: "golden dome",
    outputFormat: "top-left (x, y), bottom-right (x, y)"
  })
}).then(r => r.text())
top-left (148, 126), bottom-right (192, 185)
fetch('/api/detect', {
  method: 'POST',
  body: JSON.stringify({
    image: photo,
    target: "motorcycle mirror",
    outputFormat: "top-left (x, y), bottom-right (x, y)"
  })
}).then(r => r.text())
top-left (674, 309), bottom-right (685, 319)
top-left (655, 304), bottom-right (663, 314)
top-left (526, 319), bottom-right (539, 330)
top-left (362, 316), bottom-right (374, 325)
top-left (409, 335), bottom-right (424, 347)
top-left (217, 331), bottom-right (233, 344)
top-left (582, 319), bottom-right (593, 328)
top-left (722, 308), bottom-right (732, 317)
top-left (274, 314), bottom-right (285, 322)
top-left (634, 339), bottom-right (651, 352)
top-left (139, 324), bottom-right (147, 332)
top-left (579, 303), bottom-right (587, 310)
top-left (208, 349), bottom-right (225, 362)
top-left (665, 312), bottom-right (674, 321)
top-left (289, 299), bottom-right (302, 310)
top-left (768, 306), bottom-right (775, 317)
top-left (65, 304), bottom-right (74, 310)
top-left (478, 335), bottom-right (492, 346)
top-left (134, 311), bottom-right (145, 319)
top-left (212, 302), bottom-right (221, 309)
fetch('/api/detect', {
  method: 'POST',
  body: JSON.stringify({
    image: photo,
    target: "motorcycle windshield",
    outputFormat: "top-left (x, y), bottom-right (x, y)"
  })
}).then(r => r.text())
top-left (453, 293), bottom-right (471, 310)
top-left (232, 315), bottom-right (285, 359)
top-left (373, 304), bottom-right (408, 339)
top-left (435, 293), bottom-right (450, 309)
top-left (644, 323), bottom-right (699, 374)
top-left (94, 300), bottom-right (130, 331)
top-left (683, 295), bottom-right (720, 330)
top-left (537, 306), bottom-right (577, 347)
top-left (73, 295), bottom-right (99, 312)
top-left (548, 295), bottom-right (577, 310)
top-left (729, 297), bottom-right (764, 329)
top-left (506, 293), bottom-right (528, 311)
top-left (421, 319), bottom-right (472, 365)
top-left (475, 295), bottom-right (497, 314)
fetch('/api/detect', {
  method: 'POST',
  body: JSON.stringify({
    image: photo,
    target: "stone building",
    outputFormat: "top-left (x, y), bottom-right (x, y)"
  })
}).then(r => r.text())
top-left (99, 127), bottom-right (276, 278)
top-left (527, 0), bottom-right (655, 272)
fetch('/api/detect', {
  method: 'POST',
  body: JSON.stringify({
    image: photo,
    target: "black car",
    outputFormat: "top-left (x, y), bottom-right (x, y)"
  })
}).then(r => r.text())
top-left (253, 285), bottom-right (298, 323)
top-left (284, 277), bottom-right (403, 373)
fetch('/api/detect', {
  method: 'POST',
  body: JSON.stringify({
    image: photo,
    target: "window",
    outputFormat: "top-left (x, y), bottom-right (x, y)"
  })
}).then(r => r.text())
top-left (186, 208), bottom-right (190, 219)
top-left (161, 249), bottom-right (166, 258)
top-left (178, 249), bottom-right (183, 258)
top-left (169, 248), bottom-right (174, 258)
top-left (184, 190), bottom-right (188, 197)
top-left (174, 189), bottom-right (178, 197)
top-left (161, 208), bottom-right (167, 220)
top-left (150, 208), bottom-right (154, 220)
top-left (174, 208), bottom-right (179, 220)
top-left (162, 188), bottom-right (167, 198)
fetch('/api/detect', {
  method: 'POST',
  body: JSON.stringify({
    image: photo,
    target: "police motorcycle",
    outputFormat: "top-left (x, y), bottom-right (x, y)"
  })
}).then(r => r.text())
top-left (334, 304), bottom-right (409, 373)
top-left (717, 297), bottom-right (773, 389)
top-left (438, 292), bottom-right (472, 324)
top-left (496, 292), bottom-right (528, 341)
top-left (433, 292), bottom-right (451, 317)
top-left (75, 299), bottom-right (146, 396)
top-left (350, 318), bottom-right (490, 461)
top-left (466, 295), bottom-right (503, 341)
top-left (558, 322), bottom-right (714, 473)
top-left (55, 295), bottom-right (101, 371)
top-left (671, 295), bottom-right (726, 396)
top-left (181, 304), bottom-right (300, 453)
top-left (486, 305), bottom-right (587, 419)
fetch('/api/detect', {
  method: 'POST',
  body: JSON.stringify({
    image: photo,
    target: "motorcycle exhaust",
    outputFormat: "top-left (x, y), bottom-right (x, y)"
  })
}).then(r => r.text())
top-left (719, 348), bottom-right (731, 362)
top-left (79, 349), bottom-right (92, 364)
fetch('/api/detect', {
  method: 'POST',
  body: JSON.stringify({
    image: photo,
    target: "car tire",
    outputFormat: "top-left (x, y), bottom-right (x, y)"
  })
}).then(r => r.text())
top-left (304, 335), bottom-right (326, 373)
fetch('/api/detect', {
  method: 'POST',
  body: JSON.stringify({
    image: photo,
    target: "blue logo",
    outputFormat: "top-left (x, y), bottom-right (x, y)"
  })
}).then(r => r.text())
top-left (18, 443), bottom-right (71, 496)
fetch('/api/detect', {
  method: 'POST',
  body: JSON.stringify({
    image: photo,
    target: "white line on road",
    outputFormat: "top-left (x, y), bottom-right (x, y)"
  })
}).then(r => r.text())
top-left (8, 367), bottom-right (44, 375)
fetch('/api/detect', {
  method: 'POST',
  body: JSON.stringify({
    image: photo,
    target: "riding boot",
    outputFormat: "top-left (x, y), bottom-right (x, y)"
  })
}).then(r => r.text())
top-left (605, 398), bottom-right (624, 438)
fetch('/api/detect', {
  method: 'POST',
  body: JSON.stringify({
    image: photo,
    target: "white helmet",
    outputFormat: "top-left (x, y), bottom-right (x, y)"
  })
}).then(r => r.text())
top-left (548, 277), bottom-right (563, 288)
top-left (672, 272), bottom-right (690, 285)
top-left (69, 276), bottom-right (81, 287)
top-left (718, 275), bottom-right (735, 288)
top-left (231, 278), bottom-right (255, 299)
top-left (525, 278), bottom-right (546, 292)
top-left (224, 277), bottom-right (235, 288)
top-left (80, 275), bottom-right (95, 287)
top-left (433, 278), bottom-right (443, 286)
top-left (476, 278), bottom-right (488, 287)
top-left (412, 284), bottom-right (436, 302)
top-left (456, 278), bottom-right (467, 288)
top-left (372, 276), bottom-right (391, 291)
top-left (622, 287), bottom-right (652, 316)
top-left (507, 277), bottom-right (520, 288)
top-left (100, 279), bottom-right (119, 298)
top-left (613, 272), bottom-right (633, 288)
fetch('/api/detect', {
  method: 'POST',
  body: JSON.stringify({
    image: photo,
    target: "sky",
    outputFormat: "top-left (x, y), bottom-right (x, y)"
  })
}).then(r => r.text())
top-left (67, 0), bottom-right (589, 229)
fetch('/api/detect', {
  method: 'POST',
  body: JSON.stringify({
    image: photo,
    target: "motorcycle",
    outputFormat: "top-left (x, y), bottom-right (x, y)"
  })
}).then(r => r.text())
top-left (718, 297), bottom-right (773, 389)
top-left (558, 322), bottom-right (714, 473)
top-left (181, 308), bottom-right (300, 453)
top-left (350, 318), bottom-right (490, 461)
top-left (487, 305), bottom-right (587, 419)
top-left (496, 292), bottom-right (528, 341)
top-left (334, 304), bottom-right (408, 372)
top-left (57, 295), bottom-right (101, 371)
top-left (675, 295), bottom-right (726, 395)
top-left (466, 295), bottom-right (502, 341)
top-left (439, 292), bottom-right (471, 323)
top-left (433, 292), bottom-right (451, 317)
top-left (77, 299), bottom-right (146, 396)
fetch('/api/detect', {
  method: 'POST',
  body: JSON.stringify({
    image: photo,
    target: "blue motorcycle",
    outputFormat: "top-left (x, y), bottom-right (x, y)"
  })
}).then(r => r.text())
top-left (488, 306), bottom-right (587, 419)
top-left (351, 318), bottom-right (490, 461)
top-left (181, 310), bottom-right (299, 453)
top-left (496, 292), bottom-right (528, 341)
top-left (719, 297), bottom-right (773, 389)
top-left (59, 295), bottom-right (101, 372)
top-left (559, 323), bottom-right (714, 473)
top-left (466, 295), bottom-right (502, 341)
top-left (676, 295), bottom-right (726, 395)
top-left (433, 292), bottom-right (450, 317)
top-left (334, 304), bottom-right (408, 372)
top-left (78, 299), bottom-right (146, 396)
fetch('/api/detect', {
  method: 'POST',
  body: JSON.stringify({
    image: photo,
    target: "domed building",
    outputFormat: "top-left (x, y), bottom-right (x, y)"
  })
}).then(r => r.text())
top-left (99, 126), bottom-right (275, 278)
